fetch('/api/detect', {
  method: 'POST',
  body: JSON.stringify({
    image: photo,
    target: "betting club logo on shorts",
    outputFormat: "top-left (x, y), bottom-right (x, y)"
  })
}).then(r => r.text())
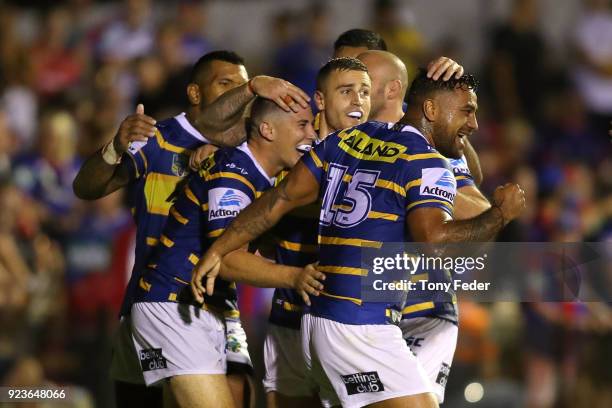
top-left (208, 188), bottom-right (251, 221)
top-left (420, 168), bottom-right (456, 201)
top-left (436, 363), bottom-right (451, 388)
top-left (139, 348), bottom-right (167, 372)
top-left (341, 371), bottom-right (385, 395)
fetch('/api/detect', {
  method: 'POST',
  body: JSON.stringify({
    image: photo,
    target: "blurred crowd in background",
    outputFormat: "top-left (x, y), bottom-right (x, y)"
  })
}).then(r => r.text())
top-left (0, 0), bottom-right (610, 407)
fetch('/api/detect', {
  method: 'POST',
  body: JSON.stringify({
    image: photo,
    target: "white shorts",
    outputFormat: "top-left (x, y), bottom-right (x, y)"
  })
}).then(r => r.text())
top-left (301, 314), bottom-right (433, 408)
top-left (110, 316), bottom-right (146, 385)
top-left (225, 317), bottom-right (253, 371)
top-left (131, 302), bottom-right (227, 386)
top-left (263, 323), bottom-right (317, 397)
top-left (399, 317), bottom-right (458, 403)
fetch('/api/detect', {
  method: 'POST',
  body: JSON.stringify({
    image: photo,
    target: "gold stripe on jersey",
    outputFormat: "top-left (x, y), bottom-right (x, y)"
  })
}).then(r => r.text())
top-left (278, 240), bottom-right (318, 253)
top-left (146, 237), bottom-right (158, 246)
top-left (282, 301), bottom-right (303, 312)
top-left (368, 211), bottom-right (399, 221)
top-left (376, 179), bottom-right (406, 197)
top-left (160, 234), bottom-right (175, 247)
top-left (455, 175), bottom-right (468, 181)
top-left (188, 253), bottom-right (199, 265)
top-left (168, 293), bottom-right (177, 301)
top-left (155, 130), bottom-right (193, 155)
top-left (185, 187), bottom-right (200, 206)
top-left (201, 203), bottom-right (209, 211)
top-left (207, 172), bottom-right (257, 196)
top-left (320, 290), bottom-right (362, 305)
top-left (170, 207), bottom-right (188, 225)
top-left (207, 228), bottom-right (225, 238)
top-left (405, 179), bottom-right (422, 190)
top-left (174, 276), bottom-right (189, 285)
top-left (410, 273), bottom-right (428, 282)
top-left (139, 277), bottom-right (151, 292)
top-left (309, 149), bottom-right (323, 168)
top-left (317, 265), bottom-right (368, 276)
top-left (145, 172), bottom-right (181, 215)
top-left (337, 128), bottom-right (407, 163)
top-left (398, 152), bottom-right (446, 162)
top-left (406, 199), bottom-right (453, 212)
top-left (402, 301), bottom-right (435, 314)
top-left (319, 236), bottom-right (383, 248)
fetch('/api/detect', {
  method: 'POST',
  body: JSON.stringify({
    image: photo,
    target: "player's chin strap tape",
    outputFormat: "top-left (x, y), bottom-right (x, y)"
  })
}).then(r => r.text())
top-left (386, 308), bottom-right (402, 325)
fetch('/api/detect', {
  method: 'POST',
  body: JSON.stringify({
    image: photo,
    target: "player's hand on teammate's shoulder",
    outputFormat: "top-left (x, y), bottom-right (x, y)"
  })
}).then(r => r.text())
top-left (189, 144), bottom-right (219, 171)
top-left (295, 263), bottom-right (326, 306)
top-left (426, 56), bottom-right (464, 81)
top-left (492, 183), bottom-right (526, 225)
top-left (249, 75), bottom-right (311, 113)
top-left (113, 104), bottom-right (157, 154)
top-left (191, 249), bottom-right (222, 303)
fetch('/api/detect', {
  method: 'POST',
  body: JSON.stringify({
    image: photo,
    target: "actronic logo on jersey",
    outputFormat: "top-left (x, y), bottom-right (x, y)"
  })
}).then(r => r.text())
top-left (341, 371), bottom-right (385, 395)
top-left (139, 348), bottom-right (167, 372)
top-left (208, 188), bottom-right (251, 221)
top-left (420, 168), bottom-right (456, 201)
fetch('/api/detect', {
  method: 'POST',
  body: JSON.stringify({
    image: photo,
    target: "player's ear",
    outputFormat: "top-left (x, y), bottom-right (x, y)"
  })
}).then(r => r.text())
top-left (258, 121), bottom-right (274, 142)
top-left (386, 79), bottom-right (402, 100)
top-left (314, 90), bottom-right (325, 111)
top-left (423, 99), bottom-right (437, 122)
top-left (187, 83), bottom-right (201, 106)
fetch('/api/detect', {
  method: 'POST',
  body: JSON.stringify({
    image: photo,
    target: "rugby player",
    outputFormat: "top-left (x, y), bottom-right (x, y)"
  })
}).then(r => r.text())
top-left (73, 50), bottom-right (309, 408)
top-left (357, 50), bottom-right (490, 402)
top-left (130, 97), bottom-right (319, 408)
top-left (193, 72), bottom-right (526, 407)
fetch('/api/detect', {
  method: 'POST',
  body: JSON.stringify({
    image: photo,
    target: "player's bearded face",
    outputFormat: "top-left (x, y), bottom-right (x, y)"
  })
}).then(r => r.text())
top-left (320, 70), bottom-right (371, 132)
top-left (200, 61), bottom-right (249, 107)
top-left (433, 89), bottom-right (478, 159)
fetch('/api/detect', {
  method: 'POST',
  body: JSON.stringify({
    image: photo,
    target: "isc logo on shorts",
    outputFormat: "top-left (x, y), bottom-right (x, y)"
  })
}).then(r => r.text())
top-left (139, 348), bottom-right (167, 372)
top-left (341, 371), bottom-right (385, 395)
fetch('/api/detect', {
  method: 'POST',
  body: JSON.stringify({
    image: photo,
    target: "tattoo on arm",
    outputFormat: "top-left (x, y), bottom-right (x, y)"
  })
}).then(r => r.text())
top-left (194, 83), bottom-right (254, 145)
top-left (441, 206), bottom-right (504, 242)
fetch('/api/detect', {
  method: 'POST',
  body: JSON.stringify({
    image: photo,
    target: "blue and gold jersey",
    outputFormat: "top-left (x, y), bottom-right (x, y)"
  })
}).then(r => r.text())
top-left (133, 143), bottom-right (275, 311)
top-left (119, 113), bottom-right (209, 316)
top-left (301, 121), bottom-right (457, 325)
top-left (400, 154), bottom-right (475, 324)
top-left (268, 170), bottom-right (319, 329)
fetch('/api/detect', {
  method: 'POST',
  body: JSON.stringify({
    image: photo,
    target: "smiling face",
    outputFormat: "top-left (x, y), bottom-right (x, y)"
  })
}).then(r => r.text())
top-left (315, 69), bottom-right (371, 133)
top-left (431, 87), bottom-right (479, 159)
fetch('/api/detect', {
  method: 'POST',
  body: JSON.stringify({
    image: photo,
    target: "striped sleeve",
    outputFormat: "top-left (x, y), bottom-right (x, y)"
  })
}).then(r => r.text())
top-left (123, 132), bottom-right (159, 179)
top-left (403, 155), bottom-right (456, 217)
top-left (448, 155), bottom-right (475, 189)
top-left (300, 138), bottom-right (326, 183)
top-left (203, 169), bottom-right (256, 239)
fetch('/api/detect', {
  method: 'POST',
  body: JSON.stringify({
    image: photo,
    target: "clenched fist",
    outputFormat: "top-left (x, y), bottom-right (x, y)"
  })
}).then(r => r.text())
top-left (492, 183), bottom-right (526, 225)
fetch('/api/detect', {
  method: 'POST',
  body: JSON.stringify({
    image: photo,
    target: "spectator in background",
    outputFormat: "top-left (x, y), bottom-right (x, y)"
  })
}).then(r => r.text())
top-left (177, 0), bottom-right (213, 64)
top-left (98, 0), bottom-right (155, 64)
top-left (29, 7), bottom-right (85, 100)
top-left (486, 0), bottom-right (548, 123)
top-left (12, 110), bottom-right (82, 241)
top-left (372, 0), bottom-right (427, 85)
top-left (272, 3), bottom-right (330, 99)
top-left (572, 0), bottom-right (612, 135)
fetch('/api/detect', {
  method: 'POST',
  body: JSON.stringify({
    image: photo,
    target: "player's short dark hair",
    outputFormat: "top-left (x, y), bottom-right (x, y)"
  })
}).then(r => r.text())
top-left (405, 68), bottom-right (479, 107)
top-left (316, 57), bottom-right (369, 91)
top-left (333, 29), bottom-right (387, 52)
top-left (246, 97), bottom-right (285, 139)
top-left (189, 50), bottom-right (245, 83)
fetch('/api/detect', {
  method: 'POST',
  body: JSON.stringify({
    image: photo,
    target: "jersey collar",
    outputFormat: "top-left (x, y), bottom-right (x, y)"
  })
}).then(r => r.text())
top-left (237, 142), bottom-right (276, 186)
top-left (174, 113), bottom-right (208, 143)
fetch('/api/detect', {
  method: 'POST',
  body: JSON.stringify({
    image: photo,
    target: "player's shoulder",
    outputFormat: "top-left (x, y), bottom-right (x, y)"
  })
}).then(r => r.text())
top-left (206, 143), bottom-right (273, 188)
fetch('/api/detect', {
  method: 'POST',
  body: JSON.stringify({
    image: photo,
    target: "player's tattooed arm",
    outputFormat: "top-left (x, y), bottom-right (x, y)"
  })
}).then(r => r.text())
top-left (191, 161), bottom-right (319, 300)
top-left (193, 75), bottom-right (310, 147)
top-left (73, 104), bottom-right (155, 199)
top-left (409, 183), bottom-right (525, 243)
